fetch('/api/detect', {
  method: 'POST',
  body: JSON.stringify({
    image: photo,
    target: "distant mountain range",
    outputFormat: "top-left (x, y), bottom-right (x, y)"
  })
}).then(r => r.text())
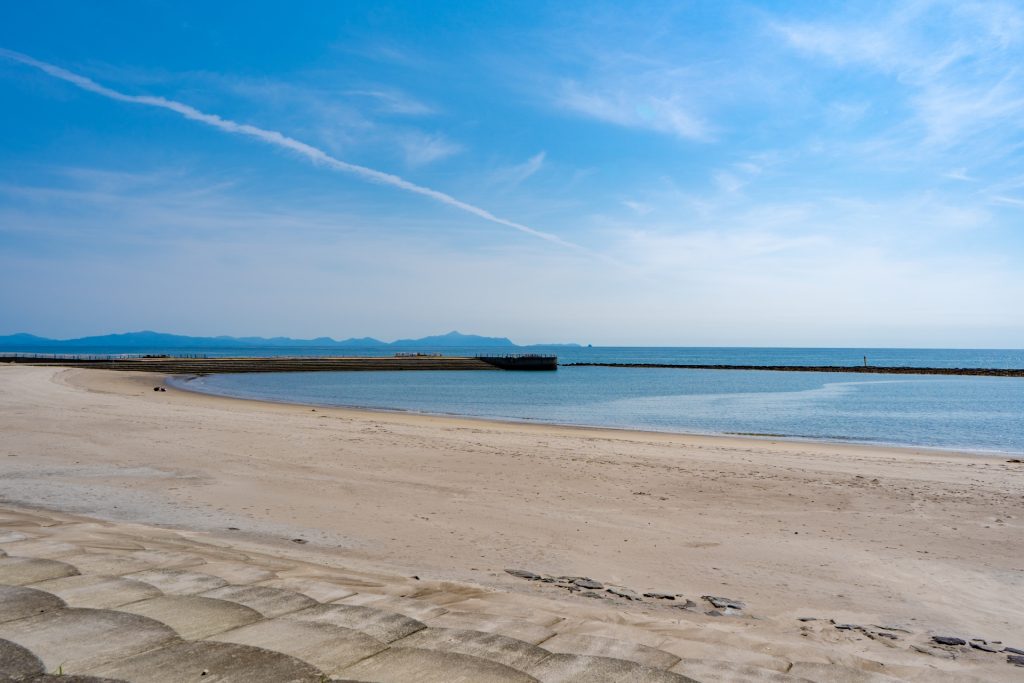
top-left (0, 330), bottom-right (579, 350)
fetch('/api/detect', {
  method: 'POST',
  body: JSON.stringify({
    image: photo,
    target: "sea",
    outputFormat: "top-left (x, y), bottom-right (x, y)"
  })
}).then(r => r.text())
top-left (149, 346), bottom-right (1024, 455)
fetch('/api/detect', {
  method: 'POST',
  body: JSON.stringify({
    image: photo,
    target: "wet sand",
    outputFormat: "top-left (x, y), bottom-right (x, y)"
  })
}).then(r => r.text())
top-left (1, 364), bottom-right (1021, 681)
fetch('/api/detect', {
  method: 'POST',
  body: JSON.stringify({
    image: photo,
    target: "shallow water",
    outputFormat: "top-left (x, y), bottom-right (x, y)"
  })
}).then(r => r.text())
top-left (178, 366), bottom-right (1024, 454)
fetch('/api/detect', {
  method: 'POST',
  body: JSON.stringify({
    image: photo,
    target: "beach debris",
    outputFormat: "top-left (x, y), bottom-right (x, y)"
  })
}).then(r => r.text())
top-left (606, 586), bottom-right (642, 601)
top-left (291, 538), bottom-right (308, 544)
top-left (1008, 459), bottom-right (1022, 463)
top-left (643, 592), bottom-right (675, 600)
top-left (798, 617), bottom-right (818, 622)
top-left (1008, 654), bottom-right (1024, 667)
top-left (970, 640), bottom-right (1001, 653)
top-left (932, 636), bottom-right (966, 646)
top-left (227, 527), bottom-right (240, 531)
top-left (572, 578), bottom-right (603, 589)
top-left (505, 568), bottom-right (541, 580)
top-left (703, 595), bottom-right (744, 610)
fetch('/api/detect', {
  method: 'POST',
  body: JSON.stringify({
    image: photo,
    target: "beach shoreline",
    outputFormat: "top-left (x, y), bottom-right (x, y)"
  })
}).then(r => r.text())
top-left (2, 364), bottom-right (1022, 680)
top-left (169, 372), bottom-right (1023, 458)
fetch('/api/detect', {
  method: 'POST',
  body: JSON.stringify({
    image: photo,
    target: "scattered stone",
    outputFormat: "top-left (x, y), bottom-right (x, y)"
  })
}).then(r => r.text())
top-left (702, 595), bottom-right (744, 610)
top-left (1008, 459), bottom-right (1022, 463)
top-left (872, 624), bottom-right (911, 633)
top-left (672, 599), bottom-right (698, 611)
top-left (970, 640), bottom-right (1001, 653)
top-left (504, 569), bottom-right (540, 580)
top-left (642, 592), bottom-right (675, 600)
top-left (706, 609), bottom-right (722, 617)
top-left (833, 623), bottom-right (860, 631)
top-left (1008, 654), bottom-right (1024, 667)
top-left (932, 636), bottom-right (966, 646)
top-left (797, 617), bottom-right (817, 622)
top-left (572, 578), bottom-right (603, 590)
top-left (606, 587), bottom-right (642, 601)
top-left (580, 591), bottom-right (604, 599)
top-left (540, 577), bottom-right (556, 583)
top-left (153, 387), bottom-right (160, 391)
top-left (1004, 647), bottom-right (1024, 655)
top-left (912, 644), bottom-right (955, 659)
top-left (290, 538), bottom-right (307, 544)
top-left (227, 527), bottom-right (240, 531)
top-left (867, 630), bottom-right (898, 640)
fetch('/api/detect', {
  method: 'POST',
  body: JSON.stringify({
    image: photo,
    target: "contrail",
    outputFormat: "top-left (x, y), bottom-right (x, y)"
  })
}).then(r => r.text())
top-left (1, 49), bottom-right (584, 251)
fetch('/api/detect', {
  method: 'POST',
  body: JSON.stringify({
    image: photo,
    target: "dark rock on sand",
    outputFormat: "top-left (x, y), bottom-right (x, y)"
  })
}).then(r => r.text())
top-left (606, 587), bottom-right (642, 601)
top-left (970, 640), bottom-right (1000, 653)
top-left (581, 591), bottom-right (605, 599)
top-left (706, 609), bottom-right (723, 617)
top-left (672, 599), bottom-right (699, 611)
top-left (703, 595), bottom-right (744, 610)
top-left (1008, 654), bottom-right (1024, 667)
top-left (505, 569), bottom-right (540, 580)
top-left (932, 636), bottom-right (966, 646)
top-left (1004, 646), bottom-right (1024, 655)
top-left (797, 617), bottom-right (817, 622)
top-left (833, 624), bottom-right (860, 631)
top-left (573, 578), bottom-right (603, 589)
top-left (643, 592), bottom-right (675, 600)
top-left (912, 644), bottom-right (955, 659)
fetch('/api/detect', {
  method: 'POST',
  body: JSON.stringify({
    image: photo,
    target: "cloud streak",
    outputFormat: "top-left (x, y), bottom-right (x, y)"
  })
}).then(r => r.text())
top-left (1, 48), bottom-right (584, 252)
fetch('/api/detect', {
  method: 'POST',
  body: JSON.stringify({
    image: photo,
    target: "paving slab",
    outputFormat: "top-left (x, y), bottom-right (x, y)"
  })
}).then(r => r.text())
top-left (210, 618), bottom-right (387, 674)
top-left (397, 626), bottom-right (553, 671)
top-left (283, 603), bottom-right (425, 643)
top-left (260, 576), bottom-right (356, 603)
top-left (0, 531), bottom-right (35, 544)
top-left (200, 584), bottom-right (317, 618)
top-left (0, 637), bottom-right (45, 679)
top-left (0, 541), bottom-right (80, 559)
top-left (0, 607), bottom-right (178, 673)
top-left (427, 611), bottom-right (556, 645)
top-left (0, 585), bottom-right (66, 623)
top-left (17, 675), bottom-right (130, 682)
top-left (0, 556), bottom-right (79, 585)
top-left (190, 561), bottom-right (276, 585)
top-left (527, 653), bottom-right (697, 683)
top-left (118, 595), bottom-right (262, 640)
top-left (542, 633), bottom-right (680, 670)
top-left (339, 593), bottom-right (449, 620)
top-left (337, 646), bottom-right (539, 682)
top-left (29, 574), bottom-right (162, 609)
top-left (89, 639), bottom-right (324, 683)
top-left (63, 553), bottom-right (159, 576)
top-left (670, 659), bottom-right (815, 682)
top-left (125, 568), bottom-right (228, 595)
top-left (786, 663), bottom-right (903, 683)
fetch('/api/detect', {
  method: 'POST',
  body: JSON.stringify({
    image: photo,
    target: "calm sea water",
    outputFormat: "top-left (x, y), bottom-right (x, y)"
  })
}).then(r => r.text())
top-left (175, 353), bottom-right (1024, 454)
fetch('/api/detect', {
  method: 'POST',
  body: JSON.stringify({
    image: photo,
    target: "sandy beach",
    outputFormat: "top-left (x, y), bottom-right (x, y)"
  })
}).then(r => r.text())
top-left (1, 363), bottom-right (1022, 681)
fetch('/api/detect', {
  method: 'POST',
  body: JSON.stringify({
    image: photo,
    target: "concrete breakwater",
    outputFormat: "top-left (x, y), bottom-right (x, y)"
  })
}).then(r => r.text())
top-left (1, 355), bottom-right (555, 374)
top-left (564, 362), bottom-right (1024, 378)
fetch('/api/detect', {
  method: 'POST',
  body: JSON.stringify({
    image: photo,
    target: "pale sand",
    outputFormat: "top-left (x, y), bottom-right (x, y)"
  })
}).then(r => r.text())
top-left (1, 364), bottom-right (1021, 681)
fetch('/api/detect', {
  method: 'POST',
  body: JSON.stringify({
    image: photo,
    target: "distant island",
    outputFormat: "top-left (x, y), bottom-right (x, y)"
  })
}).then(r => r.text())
top-left (0, 330), bottom-right (580, 351)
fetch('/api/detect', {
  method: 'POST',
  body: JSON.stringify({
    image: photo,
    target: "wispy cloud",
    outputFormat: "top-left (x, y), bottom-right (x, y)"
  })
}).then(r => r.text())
top-left (491, 151), bottom-right (546, 188)
top-left (0, 48), bottom-right (585, 252)
top-left (345, 88), bottom-right (435, 116)
top-left (773, 1), bottom-right (1024, 149)
top-left (397, 131), bottom-right (462, 167)
top-left (558, 79), bottom-right (709, 141)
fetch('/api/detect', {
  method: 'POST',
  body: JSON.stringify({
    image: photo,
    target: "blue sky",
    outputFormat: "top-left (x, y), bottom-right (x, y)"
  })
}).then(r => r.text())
top-left (1, 1), bottom-right (1022, 346)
